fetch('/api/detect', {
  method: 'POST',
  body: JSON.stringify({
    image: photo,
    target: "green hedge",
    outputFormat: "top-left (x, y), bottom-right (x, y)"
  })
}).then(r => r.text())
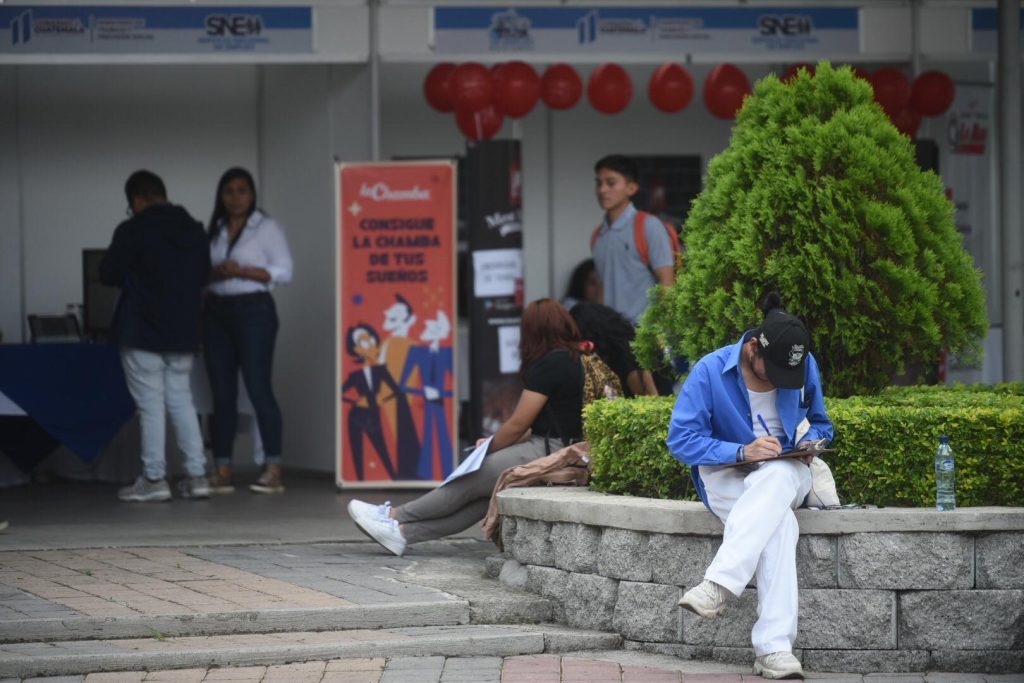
top-left (585, 396), bottom-right (694, 501)
top-left (584, 384), bottom-right (1024, 507)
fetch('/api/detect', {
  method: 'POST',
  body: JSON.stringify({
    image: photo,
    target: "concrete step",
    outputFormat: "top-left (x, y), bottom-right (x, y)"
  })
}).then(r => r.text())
top-left (0, 592), bottom-right (553, 644)
top-left (0, 623), bottom-right (623, 679)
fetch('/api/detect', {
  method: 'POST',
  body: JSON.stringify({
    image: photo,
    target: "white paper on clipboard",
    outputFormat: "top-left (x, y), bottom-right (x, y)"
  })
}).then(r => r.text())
top-left (442, 436), bottom-right (494, 485)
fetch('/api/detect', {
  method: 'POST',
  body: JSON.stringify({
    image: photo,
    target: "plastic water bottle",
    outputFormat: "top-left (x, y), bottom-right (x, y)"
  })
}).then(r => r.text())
top-left (935, 436), bottom-right (956, 511)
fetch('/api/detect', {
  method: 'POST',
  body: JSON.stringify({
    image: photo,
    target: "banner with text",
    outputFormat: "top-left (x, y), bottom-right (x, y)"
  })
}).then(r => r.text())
top-left (0, 6), bottom-right (312, 55)
top-left (971, 8), bottom-right (1024, 54)
top-left (337, 162), bottom-right (458, 489)
top-left (433, 6), bottom-right (859, 56)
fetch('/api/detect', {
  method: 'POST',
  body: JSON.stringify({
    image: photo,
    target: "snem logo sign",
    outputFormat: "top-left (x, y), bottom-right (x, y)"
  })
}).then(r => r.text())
top-left (359, 182), bottom-right (432, 202)
top-left (758, 14), bottom-right (813, 36)
top-left (205, 14), bottom-right (263, 37)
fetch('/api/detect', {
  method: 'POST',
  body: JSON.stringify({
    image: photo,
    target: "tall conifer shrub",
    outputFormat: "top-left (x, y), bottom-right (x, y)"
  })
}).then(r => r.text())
top-left (635, 62), bottom-right (986, 397)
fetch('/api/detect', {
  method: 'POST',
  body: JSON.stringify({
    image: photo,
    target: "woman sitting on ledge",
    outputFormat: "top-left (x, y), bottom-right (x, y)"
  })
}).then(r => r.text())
top-left (347, 298), bottom-right (585, 556)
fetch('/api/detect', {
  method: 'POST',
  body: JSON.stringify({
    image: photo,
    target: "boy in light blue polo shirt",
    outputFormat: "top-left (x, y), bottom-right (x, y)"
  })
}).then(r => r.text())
top-left (591, 155), bottom-right (675, 325)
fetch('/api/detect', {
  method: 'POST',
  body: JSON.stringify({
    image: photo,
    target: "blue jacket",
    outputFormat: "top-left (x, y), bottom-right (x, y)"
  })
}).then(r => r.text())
top-left (100, 203), bottom-right (210, 353)
top-left (666, 331), bottom-right (833, 508)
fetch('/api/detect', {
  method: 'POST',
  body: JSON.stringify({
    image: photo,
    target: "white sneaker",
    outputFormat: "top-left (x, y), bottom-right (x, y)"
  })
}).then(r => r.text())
top-left (678, 579), bottom-right (729, 618)
top-left (754, 651), bottom-right (804, 680)
top-left (118, 476), bottom-right (172, 503)
top-left (348, 500), bottom-right (406, 556)
top-left (347, 499), bottom-right (392, 522)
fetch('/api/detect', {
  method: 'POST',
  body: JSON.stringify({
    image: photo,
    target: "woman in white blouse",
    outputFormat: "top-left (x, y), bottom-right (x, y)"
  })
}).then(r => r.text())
top-left (203, 168), bottom-right (293, 494)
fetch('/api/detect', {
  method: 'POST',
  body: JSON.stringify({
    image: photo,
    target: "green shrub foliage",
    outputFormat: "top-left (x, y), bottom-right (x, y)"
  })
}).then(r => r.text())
top-left (635, 62), bottom-right (987, 397)
top-left (585, 385), bottom-right (1024, 507)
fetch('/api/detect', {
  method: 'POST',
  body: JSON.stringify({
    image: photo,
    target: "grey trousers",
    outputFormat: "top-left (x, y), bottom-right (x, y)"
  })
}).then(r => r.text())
top-left (393, 435), bottom-right (557, 544)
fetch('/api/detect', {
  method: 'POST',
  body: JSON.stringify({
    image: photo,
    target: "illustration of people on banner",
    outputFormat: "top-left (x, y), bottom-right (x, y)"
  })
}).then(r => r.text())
top-left (340, 304), bottom-right (455, 483)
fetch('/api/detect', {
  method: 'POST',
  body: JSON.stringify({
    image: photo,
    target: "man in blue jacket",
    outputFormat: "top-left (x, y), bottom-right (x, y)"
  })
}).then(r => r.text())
top-left (667, 298), bottom-right (833, 680)
top-left (101, 171), bottom-right (211, 502)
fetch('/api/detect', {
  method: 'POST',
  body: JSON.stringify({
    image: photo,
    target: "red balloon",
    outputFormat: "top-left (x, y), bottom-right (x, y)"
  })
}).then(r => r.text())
top-left (781, 63), bottom-right (815, 83)
top-left (588, 63), bottom-right (633, 114)
top-left (493, 61), bottom-right (541, 118)
top-left (870, 67), bottom-right (910, 118)
top-left (851, 66), bottom-right (872, 82)
top-left (450, 62), bottom-right (495, 113)
top-left (423, 63), bottom-right (457, 113)
top-left (541, 63), bottom-right (583, 110)
top-left (648, 63), bottom-right (694, 113)
top-left (703, 64), bottom-right (752, 120)
top-left (455, 104), bottom-right (504, 140)
top-left (890, 107), bottom-right (922, 138)
top-left (910, 71), bottom-right (955, 117)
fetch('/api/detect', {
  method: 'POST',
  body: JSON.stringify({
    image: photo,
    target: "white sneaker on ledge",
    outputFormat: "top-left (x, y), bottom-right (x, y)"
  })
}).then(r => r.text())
top-left (348, 500), bottom-right (406, 556)
top-left (754, 651), bottom-right (804, 680)
top-left (678, 579), bottom-right (729, 618)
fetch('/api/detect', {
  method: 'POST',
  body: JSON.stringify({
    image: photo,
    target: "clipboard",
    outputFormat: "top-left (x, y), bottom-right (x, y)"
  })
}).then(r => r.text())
top-left (724, 444), bottom-right (834, 467)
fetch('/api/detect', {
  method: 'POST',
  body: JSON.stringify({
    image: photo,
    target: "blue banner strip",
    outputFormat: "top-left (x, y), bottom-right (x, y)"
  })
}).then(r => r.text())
top-left (435, 7), bottom-right (858, 31)
top-left (972, 8), bottom-right (1024, 32)
top-left (0, 6), bottom-right (311, 30)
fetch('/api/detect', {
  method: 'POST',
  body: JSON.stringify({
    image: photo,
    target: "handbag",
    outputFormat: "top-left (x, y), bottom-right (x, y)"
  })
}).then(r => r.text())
top-left (795, 418), bottom-right (842, 508)
top-left (805, 456), bottom-right (841, 508)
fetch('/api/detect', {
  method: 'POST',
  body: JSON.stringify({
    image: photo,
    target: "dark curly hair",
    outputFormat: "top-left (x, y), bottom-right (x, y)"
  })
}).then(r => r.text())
top-left (569, 302), bottom-right (642, 395)
top-left (565, 258), bottom-right (598, 303)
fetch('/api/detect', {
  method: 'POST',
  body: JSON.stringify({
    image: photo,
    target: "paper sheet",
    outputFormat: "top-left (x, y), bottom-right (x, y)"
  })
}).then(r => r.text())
top-left (443, 436), bottom-right (494, 485)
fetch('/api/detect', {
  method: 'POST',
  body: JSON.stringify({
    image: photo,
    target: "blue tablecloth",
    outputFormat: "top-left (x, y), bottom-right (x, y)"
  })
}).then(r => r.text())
top-left (0, 344), bottom-right (134, 463)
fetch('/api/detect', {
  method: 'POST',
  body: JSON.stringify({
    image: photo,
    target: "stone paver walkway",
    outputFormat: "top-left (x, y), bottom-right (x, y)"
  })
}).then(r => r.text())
top-left (5, 654), bottom-right (1023, 683)
top-left (0, 543), bottom-right (476, 624)
top-left (0, 540), bottom-right (1018, 683)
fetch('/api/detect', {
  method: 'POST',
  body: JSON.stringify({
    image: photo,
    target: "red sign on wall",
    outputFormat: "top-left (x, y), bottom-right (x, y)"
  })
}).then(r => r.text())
top-left (336, 161), bottom-right (457, 488)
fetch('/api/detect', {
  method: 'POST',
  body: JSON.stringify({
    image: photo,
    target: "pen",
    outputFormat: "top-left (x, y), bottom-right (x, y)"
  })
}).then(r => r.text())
top-left (757, 414), bottom-right (771, 437)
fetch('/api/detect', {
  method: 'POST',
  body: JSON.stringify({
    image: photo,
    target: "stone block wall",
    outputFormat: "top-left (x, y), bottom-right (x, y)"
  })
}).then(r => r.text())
top-left (494, 488), bottom-right (1024, 674)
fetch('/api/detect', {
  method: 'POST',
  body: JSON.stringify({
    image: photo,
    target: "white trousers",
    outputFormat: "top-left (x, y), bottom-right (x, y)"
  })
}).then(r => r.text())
top-left (121, 348), bottom-right (206, 481)
top-left (700, 458), bottom-right (812, 656)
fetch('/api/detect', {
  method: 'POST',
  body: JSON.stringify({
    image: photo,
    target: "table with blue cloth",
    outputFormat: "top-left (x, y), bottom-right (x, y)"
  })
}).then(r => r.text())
top-left (0, 343), bottom-right (135, 475)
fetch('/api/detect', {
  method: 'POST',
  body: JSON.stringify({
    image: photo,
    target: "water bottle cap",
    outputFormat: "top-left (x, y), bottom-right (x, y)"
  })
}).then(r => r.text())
top-left (939, 435), bottom-right (950, 444)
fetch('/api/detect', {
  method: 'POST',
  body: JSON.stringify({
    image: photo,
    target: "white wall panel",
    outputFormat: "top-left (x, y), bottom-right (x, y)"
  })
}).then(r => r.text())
top-left (259, 63), bottom-right (374, 474)
top-left (919, 7), bottom-right (971, 57)
top-left (15, 64), bottom-right (258, 323)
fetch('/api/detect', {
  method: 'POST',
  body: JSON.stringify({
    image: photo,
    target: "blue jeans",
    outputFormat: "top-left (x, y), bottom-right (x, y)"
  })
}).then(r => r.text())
top-left (202, 293), bottom-right (283, 466)
top-left (120, 348), bottom-right (206, 480)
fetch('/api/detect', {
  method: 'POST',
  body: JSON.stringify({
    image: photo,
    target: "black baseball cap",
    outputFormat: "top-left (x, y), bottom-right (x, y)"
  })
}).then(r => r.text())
top-left (755, 309), bottom-right (810, 389)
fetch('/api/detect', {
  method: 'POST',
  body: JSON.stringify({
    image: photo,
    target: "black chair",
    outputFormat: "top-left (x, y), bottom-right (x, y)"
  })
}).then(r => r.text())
top-left (27, 314), bottom-right (82, 344)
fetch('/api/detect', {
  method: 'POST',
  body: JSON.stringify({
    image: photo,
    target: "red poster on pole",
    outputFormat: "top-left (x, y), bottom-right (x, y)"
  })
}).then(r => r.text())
top-left (336, 161), bottom-right (458, 488)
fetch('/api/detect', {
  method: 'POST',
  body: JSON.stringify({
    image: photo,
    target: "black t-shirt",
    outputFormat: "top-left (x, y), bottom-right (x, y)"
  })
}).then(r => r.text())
top-left (524, 348), bottom-right (584, 442)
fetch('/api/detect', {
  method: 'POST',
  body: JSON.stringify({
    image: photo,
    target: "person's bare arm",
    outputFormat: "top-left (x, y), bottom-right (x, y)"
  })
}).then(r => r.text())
top-left (654, 266), bottom-right (674, 288)
top-left (487, 389), bottom-right (548, 453)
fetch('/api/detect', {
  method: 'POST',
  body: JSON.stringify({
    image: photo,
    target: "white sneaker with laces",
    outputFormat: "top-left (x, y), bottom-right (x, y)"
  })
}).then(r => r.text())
top-left (347, 499), bottom-right (392, 522)
top-left (118, 476), bottom-right (172, 503)
top-left (678, 579), bottom-right (729, 618)
top-left (754, 651), bottom-right (804, 680)
top-left (347, 500), bottom-right (406, 556)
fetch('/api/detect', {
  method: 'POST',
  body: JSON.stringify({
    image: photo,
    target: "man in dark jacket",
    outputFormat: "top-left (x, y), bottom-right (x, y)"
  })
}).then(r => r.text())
top-left (101, 170), bottom-right (211, 502)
